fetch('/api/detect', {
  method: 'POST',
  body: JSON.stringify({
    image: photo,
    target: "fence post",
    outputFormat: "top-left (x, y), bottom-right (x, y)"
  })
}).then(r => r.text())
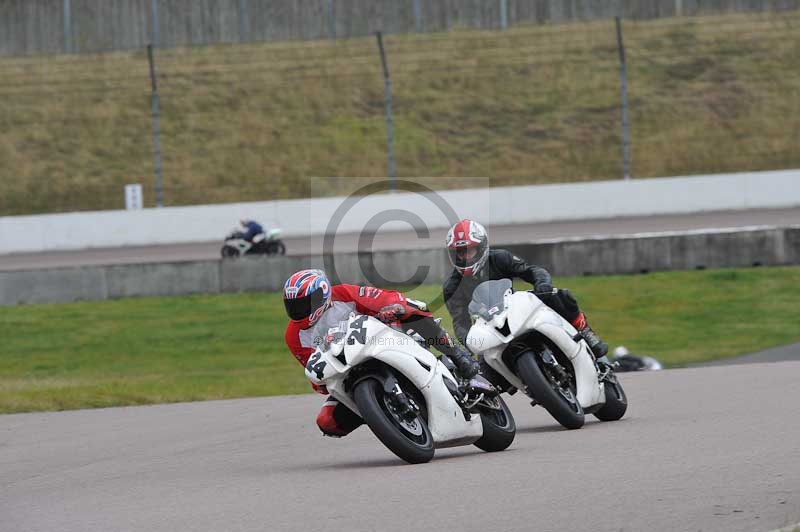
top-left (375, 32), bottom-right (397, 191)
top-left (63, 0), bottom-right (73, 53)
top-left (615, 16), bottom-right (632, 181)
top-left (499, 0), bottom-right (508, 30)
top-left (413, 0), bottom-right (423, 32)
top-left (675, 0), bottom-right (683, 16)
top-left (238, 0), bottom-right (250, 42)
top-left (151, 0), bottom-right (160, 48)
top-left (326, 0), bottom-right (336, 40)
top-left (147, 45), bottom-right (165, 207)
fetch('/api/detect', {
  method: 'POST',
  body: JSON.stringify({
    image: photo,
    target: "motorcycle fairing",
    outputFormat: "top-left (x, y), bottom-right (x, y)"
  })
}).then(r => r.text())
top-left (468, 287), bottom-right (604, 408)
top-left (306, 312), bottom-right (483, 446)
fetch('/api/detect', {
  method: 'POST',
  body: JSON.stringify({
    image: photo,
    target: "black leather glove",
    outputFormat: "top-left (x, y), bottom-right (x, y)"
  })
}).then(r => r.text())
top-left (535, 283), bottom-right (554, 296)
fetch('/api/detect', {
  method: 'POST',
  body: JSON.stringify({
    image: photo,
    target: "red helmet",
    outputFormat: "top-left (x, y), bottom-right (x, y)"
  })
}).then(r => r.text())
top-left (446, 219), bottom-right (489, 276)
top-left (283, 269), bottom-right (332, 327)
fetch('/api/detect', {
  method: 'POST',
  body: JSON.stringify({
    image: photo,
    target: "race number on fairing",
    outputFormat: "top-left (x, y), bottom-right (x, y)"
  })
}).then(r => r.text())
top-left (305, 352), bottom-right (328, 381)
top-left (346, 315), bottom-right (368, 345)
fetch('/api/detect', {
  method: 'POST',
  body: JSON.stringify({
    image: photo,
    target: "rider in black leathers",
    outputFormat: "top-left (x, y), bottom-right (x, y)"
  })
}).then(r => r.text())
top-left (442, 219), bottom-right (609, 366)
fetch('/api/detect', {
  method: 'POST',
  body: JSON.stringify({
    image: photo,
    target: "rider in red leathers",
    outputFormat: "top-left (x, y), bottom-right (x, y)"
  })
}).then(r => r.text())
top-left (283, 269), bottom-right (480, 438)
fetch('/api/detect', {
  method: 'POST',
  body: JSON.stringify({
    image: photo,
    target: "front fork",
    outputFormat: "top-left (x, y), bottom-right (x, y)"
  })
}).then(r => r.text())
top-left (351, 366), bottom-right (422, 423)
top-left (387, 382), bottom-right (421, 423)
top-left (539, 347), bottom-right (572, 389)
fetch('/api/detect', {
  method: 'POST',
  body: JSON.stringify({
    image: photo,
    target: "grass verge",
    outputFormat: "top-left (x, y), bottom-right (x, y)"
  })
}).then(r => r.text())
top-left (1, 266), bottom-right (799, 414)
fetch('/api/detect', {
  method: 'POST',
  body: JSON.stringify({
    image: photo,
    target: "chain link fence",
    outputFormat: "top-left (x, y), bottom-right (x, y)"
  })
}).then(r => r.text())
top-left (0, 11), bottom-right (798, 215)
top-left (2, 0), bottom-right (800, 55)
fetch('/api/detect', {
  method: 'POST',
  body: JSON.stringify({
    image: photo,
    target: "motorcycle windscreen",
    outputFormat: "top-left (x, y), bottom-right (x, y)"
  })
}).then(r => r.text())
top-left (468, 279), bottom-right (513, 321)
top-left (308, 302), bottom-right (354, 348)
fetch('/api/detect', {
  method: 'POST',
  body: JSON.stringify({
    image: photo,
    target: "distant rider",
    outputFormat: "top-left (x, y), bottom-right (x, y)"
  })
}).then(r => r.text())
top-left (239, 218), bottom-right (265, 243)
top-left (283, 269), bottom-right (480, 438)
top-left (443, 219), bottom-right (609, 364)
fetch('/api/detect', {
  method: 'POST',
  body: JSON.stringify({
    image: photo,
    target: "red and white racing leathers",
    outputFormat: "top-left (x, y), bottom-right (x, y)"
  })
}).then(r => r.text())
top-left (285, 284), bottom-right (432, 437)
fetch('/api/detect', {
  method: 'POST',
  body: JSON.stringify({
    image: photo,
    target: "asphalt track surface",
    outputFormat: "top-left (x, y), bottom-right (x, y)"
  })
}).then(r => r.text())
top-left (695, 342), bottom-right (800, 367)
top-left (2, 361), bottom-right (799, 532)
top-left (2, 207), bottom-right (800, 271)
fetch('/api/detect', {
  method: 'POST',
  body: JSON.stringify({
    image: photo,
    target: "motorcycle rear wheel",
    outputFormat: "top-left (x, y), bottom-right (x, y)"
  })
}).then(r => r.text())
top-left (353, 378), bottom-right (435, 464)
top-left (516, 350), bottom-right (585, 430)
top-left (473, 395), bottom-right (516, 452)
top-left (264, 241), bottom-right (286, 256)
top-left (594, 375), bottom-right (628, 421)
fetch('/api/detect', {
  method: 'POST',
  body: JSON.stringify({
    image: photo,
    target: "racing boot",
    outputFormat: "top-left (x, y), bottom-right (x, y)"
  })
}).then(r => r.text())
top-left (449, 345), bottom-right (480, 379)
top-left (571, 312), bottom-right (609, 359)
top-left (419, 320), bottom-right (480, 379)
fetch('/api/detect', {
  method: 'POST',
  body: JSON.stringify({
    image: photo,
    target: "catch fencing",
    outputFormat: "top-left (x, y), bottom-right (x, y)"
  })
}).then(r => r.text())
top-left (1, 0), bottom-right (799, 55)
top-left (0, 12), bottom-right (799, 215)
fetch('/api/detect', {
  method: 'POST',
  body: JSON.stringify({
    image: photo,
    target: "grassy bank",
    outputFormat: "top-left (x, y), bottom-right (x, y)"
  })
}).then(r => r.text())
top-left (1, 266), bottom-right (799, 414)
top-left (0, 11), bottom-right (798, 214)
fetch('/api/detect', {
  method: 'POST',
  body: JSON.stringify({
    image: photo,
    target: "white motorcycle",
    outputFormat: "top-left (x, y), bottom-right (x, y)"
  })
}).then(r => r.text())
top-left (466, 279), bottom-right (627, 430)
top-left (304, 304), bottom-right (516, 464)
top-left (220, 228), bottom-right (285, 258)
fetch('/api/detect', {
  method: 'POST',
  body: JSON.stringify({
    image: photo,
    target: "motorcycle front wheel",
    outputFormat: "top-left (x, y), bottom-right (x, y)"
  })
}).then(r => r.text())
top-left (353, 378), bottom-right (435, 464)
top-left (516, 350), bottom-right (585, 429)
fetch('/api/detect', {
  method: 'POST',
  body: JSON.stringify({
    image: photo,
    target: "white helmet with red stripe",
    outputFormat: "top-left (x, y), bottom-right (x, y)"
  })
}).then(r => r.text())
top-left (446, 219), bottom-right (489, 277)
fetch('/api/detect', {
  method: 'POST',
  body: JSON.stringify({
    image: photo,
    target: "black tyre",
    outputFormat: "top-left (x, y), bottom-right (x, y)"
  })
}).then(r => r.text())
top-left (516, 351), bottom-right (585, 429)
top-left (249, 241), bottom-right (269, 255)
top-left (264, 241), bottom-right (286, 256)
top-left (473, 395), bottom-right (516, 452)
top-left (220, 245), bottom-right (239, 259)
top-left (594, 375), bottom-right (628, 422)
top-left (353, 378), bottom-right (435, 464)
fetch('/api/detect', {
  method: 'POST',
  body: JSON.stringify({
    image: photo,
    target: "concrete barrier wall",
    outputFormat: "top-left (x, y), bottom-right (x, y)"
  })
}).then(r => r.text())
top-left (3, 226), bottom-right (798, 306)
top-left (502, 227), bottom-right (795, 277)
top-left (1, 169), bottom-right (799, 255)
